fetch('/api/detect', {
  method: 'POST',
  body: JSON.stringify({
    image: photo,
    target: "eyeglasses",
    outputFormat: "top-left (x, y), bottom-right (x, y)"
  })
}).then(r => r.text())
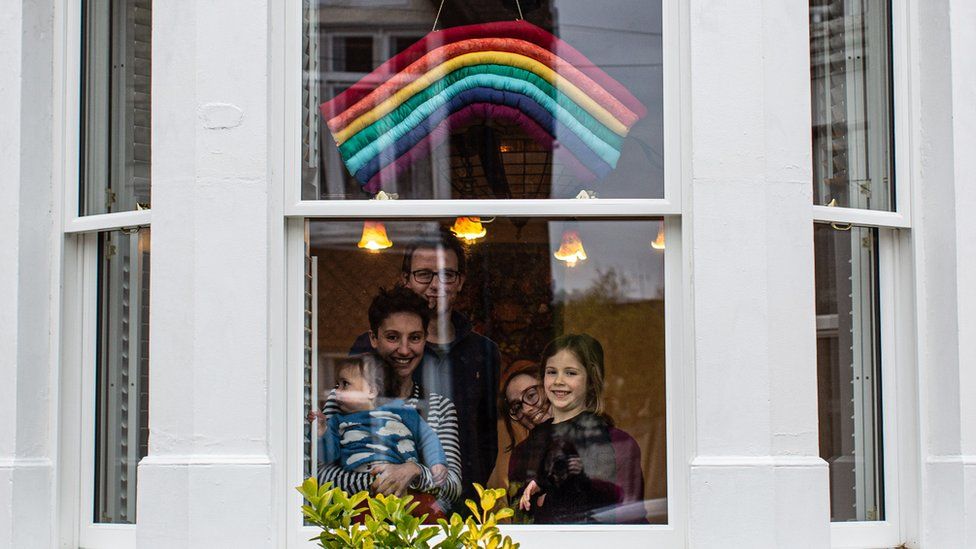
top-left (408, 269), bottom-right (461, 284)
top-left (507, 384), bottom-right (543, 419)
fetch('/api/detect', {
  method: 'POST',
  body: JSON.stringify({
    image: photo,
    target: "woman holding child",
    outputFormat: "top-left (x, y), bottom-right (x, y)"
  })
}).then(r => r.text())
top-left (315, 287), bottom-right (463, 516)
top-left (508, 334), bottom-right (645, 524)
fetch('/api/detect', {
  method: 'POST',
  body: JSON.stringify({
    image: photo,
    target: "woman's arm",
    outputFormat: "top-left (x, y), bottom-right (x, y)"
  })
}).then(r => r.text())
top-left (414, 413), bottom-right (447, 467)
top-left (411, 394), bottom-right (462, 504)
top-left (316, 462), bottom-right (374, 494)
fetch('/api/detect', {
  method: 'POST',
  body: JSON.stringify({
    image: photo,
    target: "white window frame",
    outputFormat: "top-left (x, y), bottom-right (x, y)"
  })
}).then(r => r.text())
top-left (278, 0), bottom-right (688, 546)
top-left (815, 0), bottom-right (919, 547)
top-left (54, 1), bottom-right (151, 547)
top-left (811, 0), bottom-right (911, 229)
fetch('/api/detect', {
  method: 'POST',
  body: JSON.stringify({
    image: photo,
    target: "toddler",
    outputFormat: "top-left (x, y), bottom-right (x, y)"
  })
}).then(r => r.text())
top-left (319, 354), bottom-right (448, 488)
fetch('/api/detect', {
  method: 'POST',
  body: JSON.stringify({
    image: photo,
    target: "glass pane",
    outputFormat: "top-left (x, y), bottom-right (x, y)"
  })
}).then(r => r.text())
top-left (95, 228), bottom-right (151, 524)
top-left (814, 224), bottom-right (883, 521)
top-left (81, 0), bottom-right (152, 215)
top-left (332, 36), bottom-right (374, 72)
top-left (810, 0), bottom-right (894, 211)
top-left (302, 1), bottom-right (664, 200)
top-left (391, 35), bottom-right (425, 56)
top-left (304, 218), bottom-right (667, 524)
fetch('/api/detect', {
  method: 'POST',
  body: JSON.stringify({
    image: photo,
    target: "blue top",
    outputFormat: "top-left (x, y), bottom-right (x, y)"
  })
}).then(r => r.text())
top-left (320, 400), bottom-right (447, 472)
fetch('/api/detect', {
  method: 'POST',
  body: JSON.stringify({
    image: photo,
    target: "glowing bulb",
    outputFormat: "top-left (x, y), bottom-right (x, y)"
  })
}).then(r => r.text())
top-left (651, 222), bottom-right (665, 250)
top-left (357, 221), bottom-right (393, 252)
top-left (554, 230), bottom-right (587, 267)
top-left (450, 217), bottom-right (487, 242)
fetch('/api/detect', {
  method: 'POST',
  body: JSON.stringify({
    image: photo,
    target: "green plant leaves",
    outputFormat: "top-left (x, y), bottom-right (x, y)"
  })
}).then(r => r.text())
top-left (296, 477), bottom-right (520, 549)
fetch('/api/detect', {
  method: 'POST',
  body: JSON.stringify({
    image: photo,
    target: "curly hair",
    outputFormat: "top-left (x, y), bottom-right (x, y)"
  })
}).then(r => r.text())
top-left (367, 286), bottom-right (431, 334)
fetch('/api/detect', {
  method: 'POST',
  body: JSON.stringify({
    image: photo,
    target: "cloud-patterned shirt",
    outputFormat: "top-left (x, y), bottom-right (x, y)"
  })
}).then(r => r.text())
top-left (321, 400), bottom-right (447, 472)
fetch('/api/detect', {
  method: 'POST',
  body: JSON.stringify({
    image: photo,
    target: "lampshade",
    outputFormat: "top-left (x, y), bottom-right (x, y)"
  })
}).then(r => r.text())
top-left (450, 217), bottom-right (487, 241)
top-left (651, 222), bottom-right (665, 250)
top-left (554, 230), bottom-right (587, 267)
top-left (357, 221), bottom-right (393, 252)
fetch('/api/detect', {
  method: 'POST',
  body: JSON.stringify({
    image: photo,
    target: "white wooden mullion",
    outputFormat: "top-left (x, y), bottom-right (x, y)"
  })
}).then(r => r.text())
top-left (64, 209), bottom-right (152, 234)
top-left (77, 233), bottom-right (99, 543)
top-left (812, 204), bottom-right (909, 228)
top-left (890, 0), bottom-right (913, 223)
top-left (286, 198), bottom-right (680, 219)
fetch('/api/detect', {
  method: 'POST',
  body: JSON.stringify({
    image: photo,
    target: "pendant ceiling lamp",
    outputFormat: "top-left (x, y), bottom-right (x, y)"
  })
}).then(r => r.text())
top-left (320, 19), bottom-right (646, 194)
top-left (651, 221), bottom-right (665, 250)
top-left (554, 229), bottom-right (587, 267)
top-left (358, 221), bottom-right (393, 252)
top-left (450, 216), bottom-right (488, 241)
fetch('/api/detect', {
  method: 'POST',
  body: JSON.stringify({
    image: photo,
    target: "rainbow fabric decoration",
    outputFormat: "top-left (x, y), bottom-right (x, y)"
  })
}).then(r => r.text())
top-left (321, 20), bottom-right (647, 193)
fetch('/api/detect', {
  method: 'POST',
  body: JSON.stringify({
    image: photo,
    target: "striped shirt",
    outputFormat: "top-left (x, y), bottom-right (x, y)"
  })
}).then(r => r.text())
top-left (318, 384), bottom-right (462, 507)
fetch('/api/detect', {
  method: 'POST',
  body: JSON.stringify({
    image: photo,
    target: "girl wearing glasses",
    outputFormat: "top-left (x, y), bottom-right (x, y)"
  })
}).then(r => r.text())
top-left (508, 334), bottom-right (646, 524)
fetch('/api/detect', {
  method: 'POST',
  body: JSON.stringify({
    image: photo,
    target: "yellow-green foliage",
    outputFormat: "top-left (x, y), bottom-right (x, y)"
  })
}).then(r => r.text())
top-left (296, 479), bottom-right (519, 549)
top-left (434, 484), bottom-right (518, 549)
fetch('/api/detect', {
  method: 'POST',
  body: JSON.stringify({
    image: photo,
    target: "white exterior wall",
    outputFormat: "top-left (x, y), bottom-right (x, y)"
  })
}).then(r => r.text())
top-left (913, 0), bottom-right (976, 547)
top-left (686, 0), bottom-right (830, 547)
top-left (0, 1), bottom-right (59, 549)
top-left (0, 0), bottom-right (974, 547)
top-left (135, 0), bottom-right (277, 548)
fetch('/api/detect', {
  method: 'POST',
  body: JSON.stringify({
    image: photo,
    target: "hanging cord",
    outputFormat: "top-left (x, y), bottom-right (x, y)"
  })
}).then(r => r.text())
top-left (431, 0), bottom-right (447, 31)
top-left (432, 0), bottom-right (523, 31)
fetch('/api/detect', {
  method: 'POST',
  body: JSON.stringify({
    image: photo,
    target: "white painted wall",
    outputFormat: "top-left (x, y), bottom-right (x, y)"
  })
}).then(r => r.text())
top-left (0, 1), bottom-right (59, 548)
top-left (685, 0), bottom-right (830, 547)
top-left (135, 0), bottom-right (277, 547)
top-left (912, 0), bottom-right (976, 546)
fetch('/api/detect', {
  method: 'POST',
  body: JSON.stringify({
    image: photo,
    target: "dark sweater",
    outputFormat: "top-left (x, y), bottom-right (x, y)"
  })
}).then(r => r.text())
top-left (351, 310), bottom-right (501, 509)
top-left (508, 412), bottom-right (646, 524)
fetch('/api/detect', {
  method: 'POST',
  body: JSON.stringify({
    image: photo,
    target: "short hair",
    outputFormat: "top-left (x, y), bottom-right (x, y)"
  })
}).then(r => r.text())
top-left (540, 334), bottom-right (607, 417)
top-left (367, 286), bottom-right (431, 334)
top-left (334, 353), bottom-right (389, 396)
top-left (400, 227), bottom-right (467, 275)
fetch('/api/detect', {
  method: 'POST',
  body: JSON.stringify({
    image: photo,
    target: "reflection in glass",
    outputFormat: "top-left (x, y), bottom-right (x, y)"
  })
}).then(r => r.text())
top-left (95, 228), bottom-right (150, 523)
top-left (81, 0), bottom-right (152, 215)
top-left (304, 219), bottom-right (667, 523)
top-left (302, 1), bottom-right (664, 200)
top-left (814, 224), bottom-right (883, 521)
top-left (809, 0), bottom-right (893, 210)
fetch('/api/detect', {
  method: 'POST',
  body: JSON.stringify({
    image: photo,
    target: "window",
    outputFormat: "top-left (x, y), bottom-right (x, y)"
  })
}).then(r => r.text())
top-left (291, 0), bottom-right (682, 545)
top-left (80, 0), bottom-right (152, 216)
top-left (810, 0), bottom-right (893, 212)
top-left (61, 1), bottom-right (152, 546)
top-left (93, 229), bottom-right (151, 525)
top-left (301, 1), bottom-right (665, 201)
top-left (304, 218), bottom-right (668, 521)
top-left (814, 225), bottom-right (882, 522)
top-left (809, 0), bottom-right (909, 546)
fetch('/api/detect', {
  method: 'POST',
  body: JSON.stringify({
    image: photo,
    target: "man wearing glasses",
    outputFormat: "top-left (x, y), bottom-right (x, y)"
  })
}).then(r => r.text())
top-left (351, 229), bottom-right (501, 510)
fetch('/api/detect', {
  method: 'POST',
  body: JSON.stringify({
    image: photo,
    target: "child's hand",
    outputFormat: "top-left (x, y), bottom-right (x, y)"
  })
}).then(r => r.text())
top-left (431, 464), bottom-right (448, 486)
top-left (519, 480), bottom-right (543, 511)
top-left (567, 456), bottom-right (583, 475)
top-left (307, 410), bottom-right (327, 438)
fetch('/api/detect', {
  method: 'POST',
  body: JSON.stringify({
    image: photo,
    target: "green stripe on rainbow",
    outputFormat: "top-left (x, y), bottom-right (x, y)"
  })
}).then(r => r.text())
top-left (339, 67), bottom-right (625, 174)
